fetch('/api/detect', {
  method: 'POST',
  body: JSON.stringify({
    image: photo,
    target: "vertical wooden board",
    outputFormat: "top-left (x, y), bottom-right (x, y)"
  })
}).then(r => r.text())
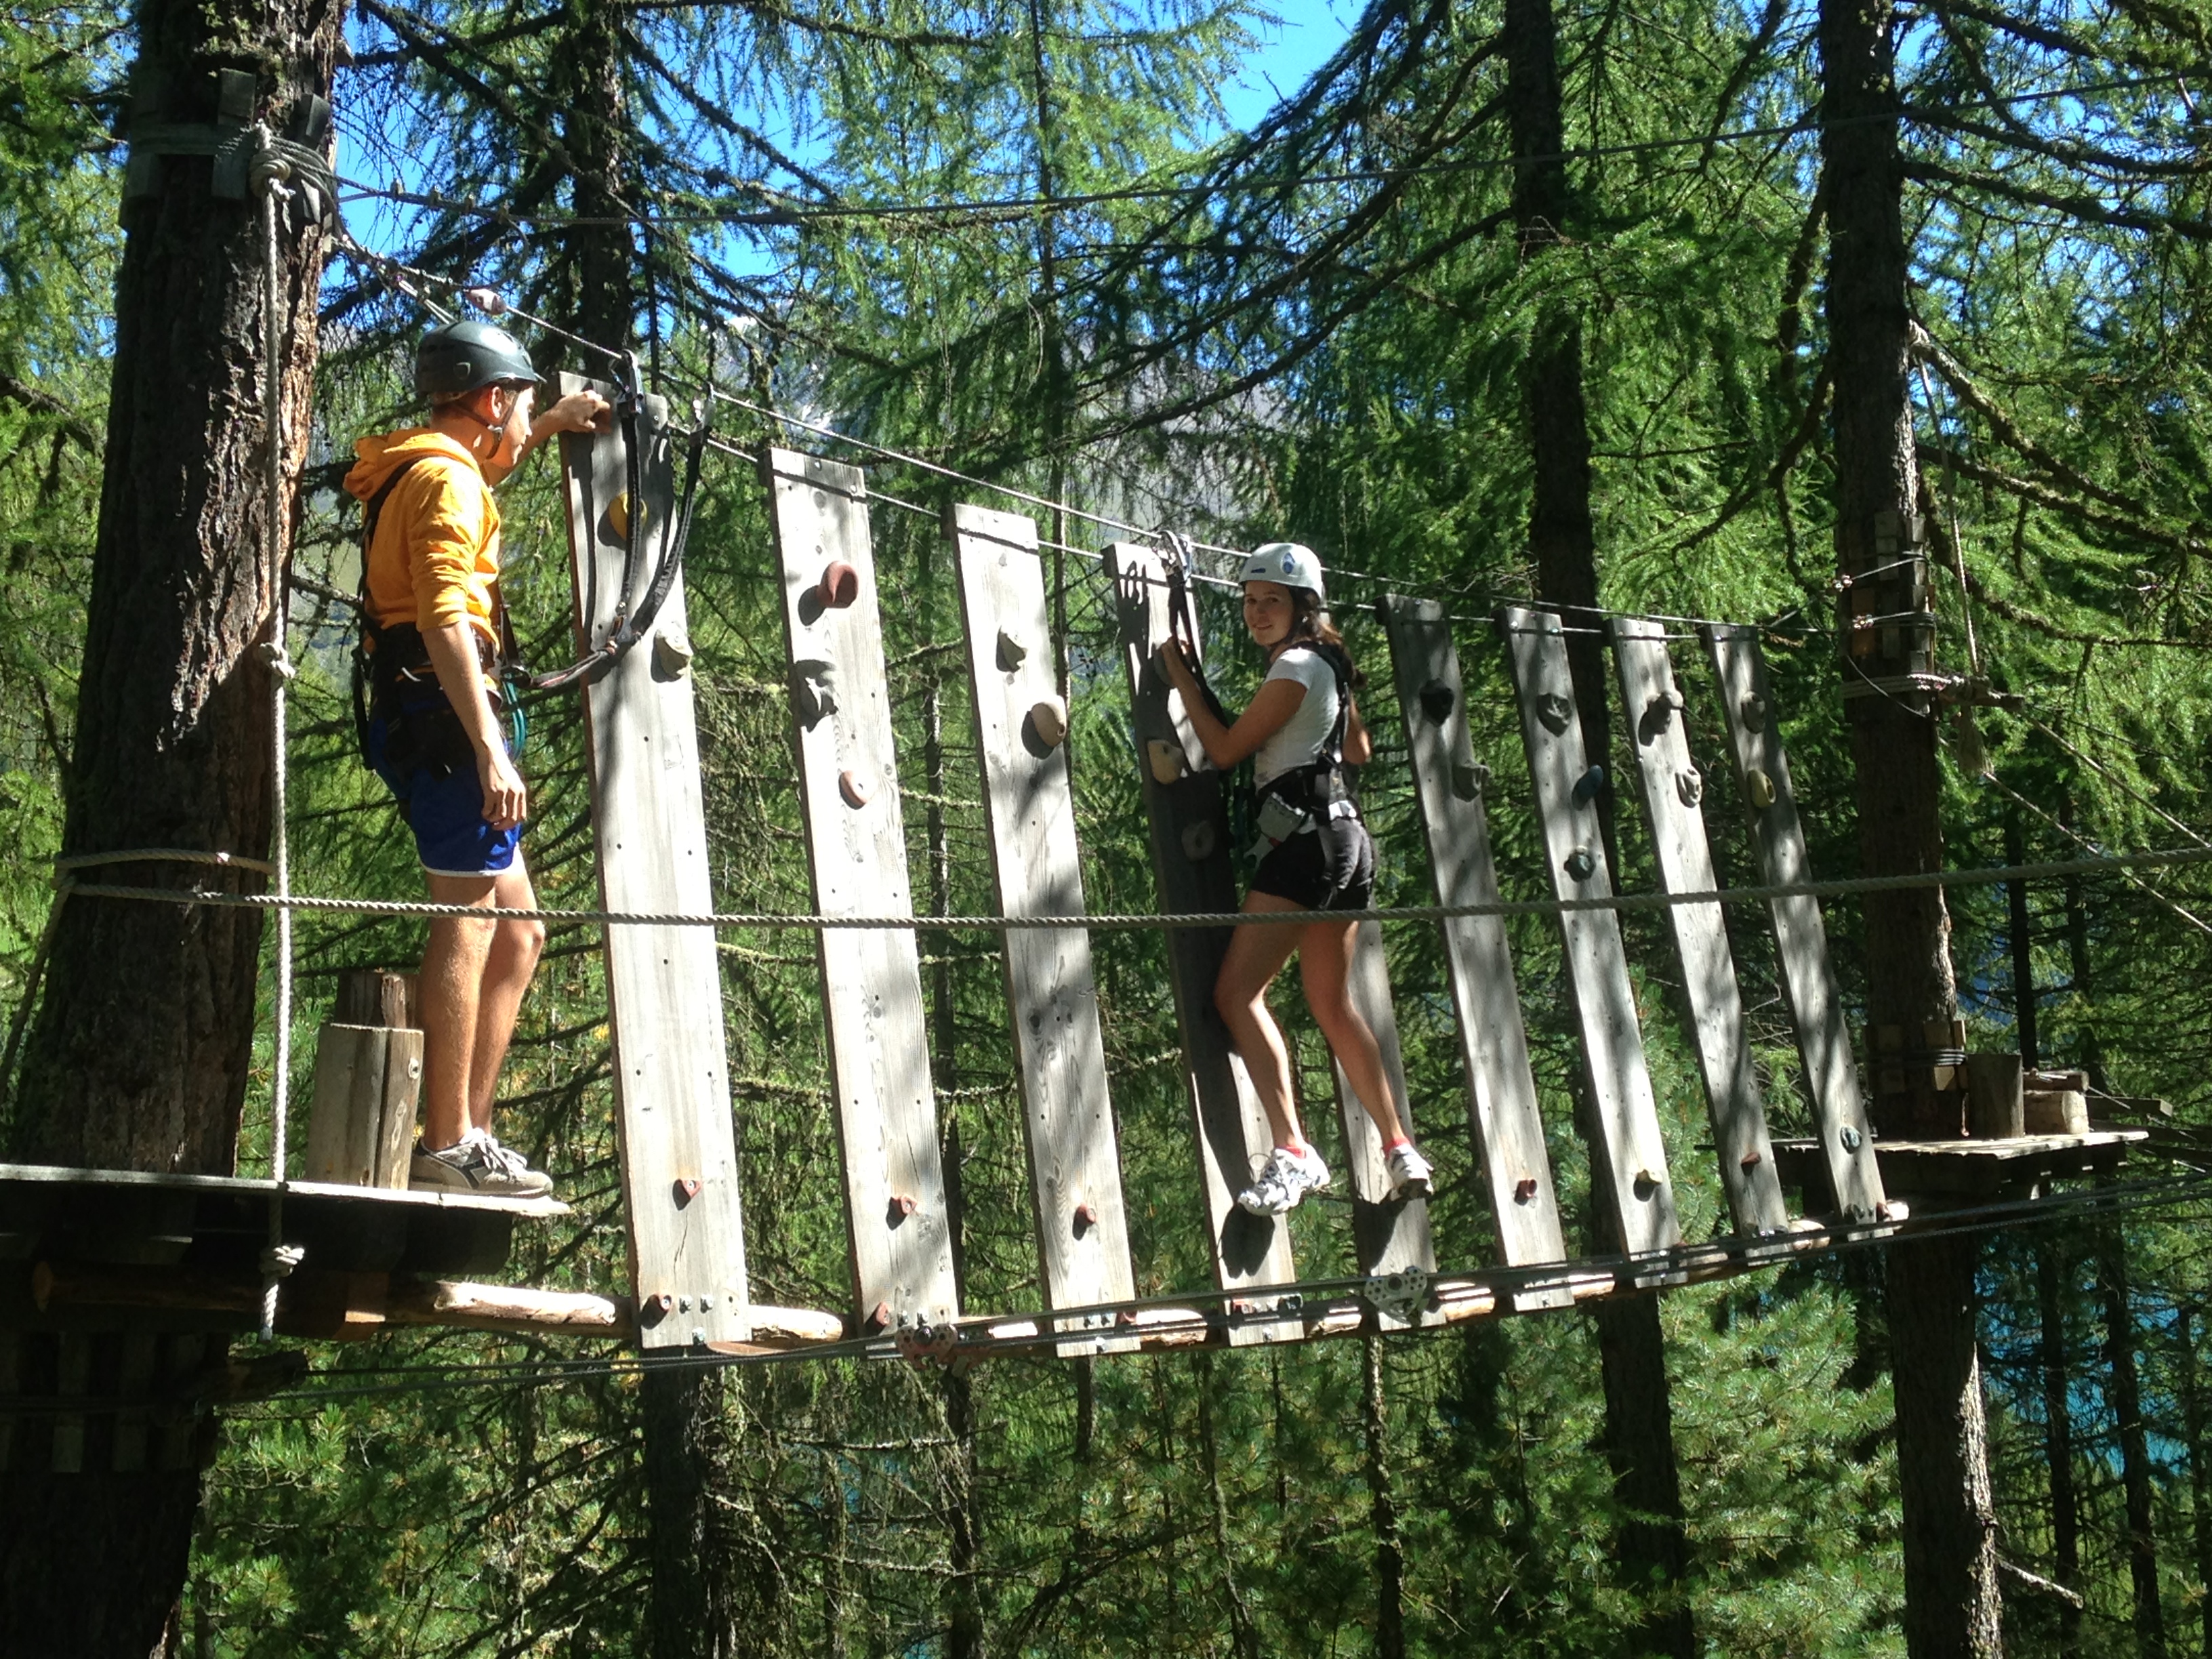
top-left (304, 1025), bottom-right (384, 1186)
top-left (1106, 542), bottom-right (1300, 1332)
top-left (1700, 625), bottom-right (1887, 1222)
top-left (1610, 619), bottom-right (1789, 1233)
top-left (0, 1330), bottom-right (16, 1471)
top-left (1498, 607), bottom-right (1683, 1264)
top-left (1378, 596), bottom-right (1572, 1311)
top-left (157, 1334), bottom-right (203, 1472)
top-left (560, 375), bottom-right (752, 1347)
top-left (1330, 922), bottom-right (1438, 1309)
top-left (374, 1029), bottom-right (424, 1191)
top-left (766, 447), bottom-right (959, 1328)
top-left (950, 506), bottom-right (1138, 1351)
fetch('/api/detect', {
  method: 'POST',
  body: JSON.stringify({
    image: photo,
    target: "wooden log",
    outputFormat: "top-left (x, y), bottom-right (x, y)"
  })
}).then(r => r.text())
top-left (1499, 607), bottom-right (1683, 1268)
top-left (2024, 1084), bottom-right (2089, 1136)
top-left (561, 377), bottom-right (754, 1348)
top-left (1106, 541), bottom-right (1299, 1338)
top-left (949, 504), bottom-right (1139, 1354)
top-left (304, 1024), bottom-right (423, 1189)
top-left (335, 968), bottom-right (419, 1029)
top-left (1965, 1053), bottom-right (2025, 1139)
top-left (766, 447), bottom-right (959, 1330)
top-left (1610, 618), bottom-right (1789, 1233)
top-left (32, 1260), bottom-right (261, 1315)
top-left (1378, 594), bottom-right (1570, 1310)
top-left (1701, 624), bottom-right (1887, 1222)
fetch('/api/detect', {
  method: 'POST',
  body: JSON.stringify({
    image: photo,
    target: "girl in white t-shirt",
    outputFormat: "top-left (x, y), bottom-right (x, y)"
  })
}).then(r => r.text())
top-left (1160, 542), bottom-right (1433, 1214)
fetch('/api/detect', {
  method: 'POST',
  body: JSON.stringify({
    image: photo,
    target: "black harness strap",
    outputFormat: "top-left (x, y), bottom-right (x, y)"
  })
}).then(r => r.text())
top-left (1256, 639), bottom-right (1359, 822)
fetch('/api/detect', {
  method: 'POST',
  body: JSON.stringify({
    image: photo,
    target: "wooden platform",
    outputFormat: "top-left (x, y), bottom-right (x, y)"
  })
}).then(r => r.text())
top-left (0, 1162), bottom-right (562, 1333)
top-left (1772, 1129), bottom-right (2146, 1201)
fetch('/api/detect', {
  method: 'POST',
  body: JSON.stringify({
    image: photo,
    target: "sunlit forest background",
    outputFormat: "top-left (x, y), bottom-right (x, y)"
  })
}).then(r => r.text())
top-left (5, 0), bottom-right (2212, 1652)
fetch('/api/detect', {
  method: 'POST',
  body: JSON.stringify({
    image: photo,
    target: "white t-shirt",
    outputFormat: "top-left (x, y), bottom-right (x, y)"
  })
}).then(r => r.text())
top-left (1253, 645), bottom-right (1341, 787)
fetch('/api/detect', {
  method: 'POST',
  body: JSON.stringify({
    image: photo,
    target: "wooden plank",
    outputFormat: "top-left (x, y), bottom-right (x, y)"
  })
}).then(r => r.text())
top-left (1610, 619), bottom-right (1789, 1234)
top-left (1330, 920), bottom-right (1438, 1315)
top-left (560, 375), bottom-right (752, 1347)
top-left (1106, 542), bottom-right (1299, 1330)
top-left (50, 1330), bottom-right (86, 1473)
top-left (303, 1024), bottom-right (387, 1187)
top-left (1498, 607), bottom-right (1683, 1264)
top-left (1700, 625), bottom-right (1886, 1223)
top-left (110, 1329), bottom-right (155, 1473)
top-left (766, 447), bottom-right (958, 1330)
top-left (0, 1162), bottom-right (563, 1216)
top-left (0, 1330), bottom-right (16, 1471)
top-left (1378, 595), bottom-right (1572, 1310)
top-left (949, 506), bottom-right (1137, 1353)
top-left (374, 1029), bottom-right (424, 1189)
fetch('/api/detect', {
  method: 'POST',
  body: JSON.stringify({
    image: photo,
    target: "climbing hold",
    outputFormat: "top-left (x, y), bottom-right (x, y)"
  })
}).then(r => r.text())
top-left (819, 560), bottom-right (860, 609)
top-left (1073, 1202), bottom-right (1099, 1235)
top-left (865, 1300), bottom-right (893, 1334)
top-left (653, 631), bottom-right (694, 680)
top-left (839, 770), bottom-right (870, 808)
top-left (608, 492), bottom-right (648, 542)
top-left (1146, 739), bottom-right (1185, 785)
top-left (1029, 697), bottom-right (1068, 750)
top-left (1676, 766), bottom-right (1703, 806)
top-left (1633, 1168), bottom-right (1662, 1200)
top-left (996, 629), bottom-right (1029, 672)
top-left (641, 1292), bottom-right (674, 1323)
top-left (789, 661), bottom-right (836, 726)
top-left (1572, 764), bottom-right (1605, 806)
top-left (1645, 687), bottom-right (1684, 729)
top-left (1513, 1176), bottom-right (1540, 1203)
top-left (1741, 692), bottom-right (1768, 732)
top-left (1451, 761), bottom-right (1488, 802)
top-left (1181, 820), bottom-right (1216, 861)
top-left (1563, 846), bottom-right (1596, 882)
top-left (1536, 691), bottom-right (1574, 733)
top-left (1840, 1124), bottom-right (1864, 1154)
top-left (672, 1177), bottom-right (701, 1206)
top-left (1418, 680), bottom-right (1455, 724)
top-left (1740, 1149), bottom-right (1763, 1171)
top-left (1745, 768), bottom-right (1777, 809)
top-left (888, 1193), bottom-right (918, 1223)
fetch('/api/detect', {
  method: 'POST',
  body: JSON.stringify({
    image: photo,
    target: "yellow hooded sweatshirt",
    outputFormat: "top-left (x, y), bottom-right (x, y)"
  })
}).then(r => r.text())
top-left (343, 428), bottom-right (502, 653)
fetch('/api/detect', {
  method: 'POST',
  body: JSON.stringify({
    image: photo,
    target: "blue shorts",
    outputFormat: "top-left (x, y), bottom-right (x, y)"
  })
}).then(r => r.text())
top-left (366, 709), bottom-right (523, 878)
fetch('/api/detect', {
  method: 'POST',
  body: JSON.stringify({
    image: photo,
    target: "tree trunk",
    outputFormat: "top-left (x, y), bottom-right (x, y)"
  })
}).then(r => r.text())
top-left (2037, 1242), bottom-right (2083, 1656)
top-left (1504, 3), bottom-right (1695, 1650)
top-left (640, 1365), bottom-right (758, 1659)
top-left (1817, 0), bottom-right (2000, 1647)
top-left (1362, 1336), bottom-right (1407, 1659)
top-left (2100, 1218), bottom-right (2168, 1655)
top-left (0, 0), bottom-right (338, 1650)
top-left (2005, 814), bottom-right (2038, 1067)
top-left (2177, 1305), bottom-right (2212, 1659)
top-left (1887, 1234), bottom-right (2003, 1655)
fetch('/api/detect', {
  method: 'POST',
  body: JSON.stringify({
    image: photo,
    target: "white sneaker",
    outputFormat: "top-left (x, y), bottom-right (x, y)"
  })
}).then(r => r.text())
top-left (411, 1129), bottom-right (554, 1198)
top-left (1237, 1143), bottom-right (1332, 1216)
top-left (1385, 1141), bottom-right (1433, 1202)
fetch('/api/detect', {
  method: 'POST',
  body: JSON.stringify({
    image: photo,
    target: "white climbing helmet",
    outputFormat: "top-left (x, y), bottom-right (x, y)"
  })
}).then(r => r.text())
top-left (1240, 541), bottom-right (1326, 605)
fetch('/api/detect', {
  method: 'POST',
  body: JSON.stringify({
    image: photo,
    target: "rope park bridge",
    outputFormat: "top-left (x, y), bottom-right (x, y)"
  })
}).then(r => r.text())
top-left (0, 342), bottom-right (2182, 1456)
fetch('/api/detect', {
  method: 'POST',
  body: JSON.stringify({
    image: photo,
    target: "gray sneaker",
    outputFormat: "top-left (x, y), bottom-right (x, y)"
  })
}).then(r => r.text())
top-left (1237, 1144), bottom-right (1332, 1216)
top-left (411, 1130), bottom-right (554, 1198)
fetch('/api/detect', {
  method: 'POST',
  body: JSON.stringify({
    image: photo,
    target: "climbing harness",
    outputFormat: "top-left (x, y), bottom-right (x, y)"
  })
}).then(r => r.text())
top-left (1251, 638), bottom-right (1359, 843)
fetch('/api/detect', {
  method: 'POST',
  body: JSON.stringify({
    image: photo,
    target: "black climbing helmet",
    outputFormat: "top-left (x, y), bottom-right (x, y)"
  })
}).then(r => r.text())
top-left (414, 320), bottom-right (538, 403)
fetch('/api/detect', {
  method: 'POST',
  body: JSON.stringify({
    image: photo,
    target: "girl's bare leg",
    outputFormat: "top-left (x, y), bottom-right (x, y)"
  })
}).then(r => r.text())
top-left (1213, 890), bottom-right (1311, 1148)
top-left (1297, 916), bottom-right (1410, 1145)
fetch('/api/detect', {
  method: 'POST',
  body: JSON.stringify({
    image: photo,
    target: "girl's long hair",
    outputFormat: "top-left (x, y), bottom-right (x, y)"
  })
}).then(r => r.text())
top-left (1284, 588), bottom-right (1364, 689)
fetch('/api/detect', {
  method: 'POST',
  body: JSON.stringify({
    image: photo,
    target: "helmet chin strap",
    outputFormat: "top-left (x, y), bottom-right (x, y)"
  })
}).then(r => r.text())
top-left (453, 388), bottom-right (524, 456)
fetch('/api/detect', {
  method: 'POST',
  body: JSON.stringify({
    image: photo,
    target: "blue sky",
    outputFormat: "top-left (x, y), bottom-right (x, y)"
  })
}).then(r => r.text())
top-left (1220, 3), bottom-right (1359, 132)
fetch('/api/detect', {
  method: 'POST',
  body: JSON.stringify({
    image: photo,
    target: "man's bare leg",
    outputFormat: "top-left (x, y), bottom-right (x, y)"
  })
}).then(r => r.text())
top-left (466, 854), bottom-right (546, 1135)
top-left (420, 871), bottom-right (498, 1150)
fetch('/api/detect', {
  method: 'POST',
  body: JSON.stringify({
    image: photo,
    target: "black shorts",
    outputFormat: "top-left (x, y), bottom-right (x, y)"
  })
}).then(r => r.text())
top-left (1250, 816), bottom-right (1374, 911)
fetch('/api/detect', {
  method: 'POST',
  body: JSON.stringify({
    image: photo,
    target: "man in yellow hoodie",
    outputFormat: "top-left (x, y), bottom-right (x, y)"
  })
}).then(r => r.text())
top-left (345, 319), bottom-right (608, 1197)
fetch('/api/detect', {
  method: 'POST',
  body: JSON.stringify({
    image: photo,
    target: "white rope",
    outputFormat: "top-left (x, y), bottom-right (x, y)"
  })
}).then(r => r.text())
top-left (254, 131), bottom-right (299, 1343)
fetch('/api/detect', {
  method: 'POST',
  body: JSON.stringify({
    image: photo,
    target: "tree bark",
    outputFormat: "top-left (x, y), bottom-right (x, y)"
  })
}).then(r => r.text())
top-left (2099, 1218), bottom-right (2168, 1655)
top-left (1504, 3), bottom-right (1695, 1650)
top-left (1887, 1233), bottom-right (2003, 1655)
top-left (1362, 1336), bottom-right (1406, 1659)
top-left (2036, 1242), bottom-right (2083, 1656)
top-left (0, 0), bottom-right (338, 1650)
top-left (2005, 814), bottom-right (2039, 1067)
top-left (2177, 1305), bottom-right (2212, 1659)
top-left (1817, 0), bottom-right (2001, 1648)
